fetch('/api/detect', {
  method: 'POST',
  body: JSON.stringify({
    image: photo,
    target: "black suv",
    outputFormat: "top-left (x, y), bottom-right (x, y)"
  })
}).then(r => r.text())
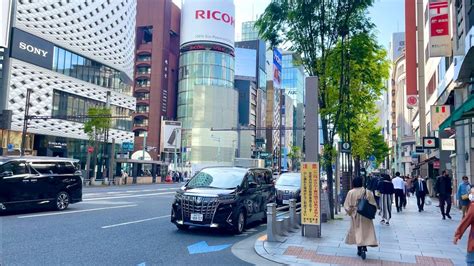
top-left (171, 167), bottom-right (275, 234)
top-left (0, 156), bottom-right (83, 212)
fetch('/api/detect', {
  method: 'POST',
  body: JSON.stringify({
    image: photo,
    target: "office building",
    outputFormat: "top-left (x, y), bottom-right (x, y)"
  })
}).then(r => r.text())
top-left (133, 0), bottom-right (181, 161)
top-left (177, 0), bottom-right (238, 165)
top-left (0, 1), bottom-right (136, 173)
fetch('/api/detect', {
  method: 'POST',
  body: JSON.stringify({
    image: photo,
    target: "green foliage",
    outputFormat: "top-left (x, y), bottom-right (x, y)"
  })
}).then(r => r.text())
top-left (83, 107), bottom-right (112, 144)
top-left (287, 146), bottom-right (302, 171)
top-left (351, 115), bottom-right (390, 167)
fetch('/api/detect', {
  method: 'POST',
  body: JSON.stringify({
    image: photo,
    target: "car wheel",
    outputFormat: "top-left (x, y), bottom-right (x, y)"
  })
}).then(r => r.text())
top-left (176, 224), bottom-right (189, 231)
top-left (55, 191), bottom-right (70, 211)
top-left (234, 209), bottom-right (246, 234)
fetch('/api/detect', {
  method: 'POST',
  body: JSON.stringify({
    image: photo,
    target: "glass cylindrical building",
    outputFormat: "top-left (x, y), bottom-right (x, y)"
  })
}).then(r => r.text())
top-left (178, 0), bottom-right (238, 164)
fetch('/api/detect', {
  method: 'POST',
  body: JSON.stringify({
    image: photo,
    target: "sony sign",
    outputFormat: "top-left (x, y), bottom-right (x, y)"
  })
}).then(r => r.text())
top-left (10, 28), bottom-right (54, 69)
top-left (180, 0), bottom-right (235, 49)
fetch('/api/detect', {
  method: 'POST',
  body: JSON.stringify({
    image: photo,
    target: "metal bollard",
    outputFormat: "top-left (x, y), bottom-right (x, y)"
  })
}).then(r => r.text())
top-left (289, 199), bottom-right (299, 230)
top-left (266, 203), bottom-right (278, 242)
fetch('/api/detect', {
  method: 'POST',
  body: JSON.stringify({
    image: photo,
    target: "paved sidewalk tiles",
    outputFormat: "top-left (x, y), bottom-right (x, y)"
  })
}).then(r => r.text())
top-left (255, 196), bottom-right (467, 265)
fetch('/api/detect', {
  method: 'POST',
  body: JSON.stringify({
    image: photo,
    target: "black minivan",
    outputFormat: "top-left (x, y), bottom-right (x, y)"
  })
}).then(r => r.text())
top-left (171, 167), bottom-right (275, 234)
top-left (0, 156), bottom-right (83, 212)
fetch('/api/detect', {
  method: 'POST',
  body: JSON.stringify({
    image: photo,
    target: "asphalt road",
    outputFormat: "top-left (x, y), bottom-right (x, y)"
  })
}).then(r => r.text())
top-left (0, 183), bottom-right (267, 266)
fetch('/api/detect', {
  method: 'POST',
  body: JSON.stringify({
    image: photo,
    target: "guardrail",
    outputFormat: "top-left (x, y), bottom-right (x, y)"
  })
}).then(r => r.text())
top-left (266, 199), bottom-right (301, 242)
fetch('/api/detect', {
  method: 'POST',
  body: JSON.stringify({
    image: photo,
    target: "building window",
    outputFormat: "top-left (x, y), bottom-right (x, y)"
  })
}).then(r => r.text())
top-left (138, 26), bottom-right (153, 44)
top-left (52, 90), bottom-right (131, 130)
top-left (51, 46), bottom-right (131, 94)
top-left (137, 53), bottom-right (151, 62)
top-left (137, 66), bottom-right (151, 74)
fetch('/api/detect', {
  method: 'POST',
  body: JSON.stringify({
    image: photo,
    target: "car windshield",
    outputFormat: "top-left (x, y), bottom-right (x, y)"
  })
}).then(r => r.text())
top-left (276, 173), bottom-right (301, 187)
top-left (187, 168), bottom-right (246, 189)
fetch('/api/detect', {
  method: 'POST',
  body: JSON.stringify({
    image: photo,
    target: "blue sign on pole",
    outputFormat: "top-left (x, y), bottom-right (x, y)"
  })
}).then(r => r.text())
top-left (369, 155), bottom-right (376, 162)
top-left (122, 142), bottom-right (134, 152)
top-left (7, 143), bottom-right (14, 152)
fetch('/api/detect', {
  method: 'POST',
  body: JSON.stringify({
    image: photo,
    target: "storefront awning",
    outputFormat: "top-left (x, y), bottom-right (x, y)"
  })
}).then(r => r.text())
top-left (439, 95), bottom-right (474, 130)
top-left (457, 46), bottom-right (474, 83)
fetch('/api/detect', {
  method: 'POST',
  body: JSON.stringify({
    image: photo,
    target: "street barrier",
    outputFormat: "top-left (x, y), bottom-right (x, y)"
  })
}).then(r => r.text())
top-left (266, 199), bottom-right (301, 242)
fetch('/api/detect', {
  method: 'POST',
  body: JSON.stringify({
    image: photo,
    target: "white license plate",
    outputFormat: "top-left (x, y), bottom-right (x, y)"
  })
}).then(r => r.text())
top-left (283, 199), bottom-right (289, 204)
top-left (190, 213), bottom-right (203, 222)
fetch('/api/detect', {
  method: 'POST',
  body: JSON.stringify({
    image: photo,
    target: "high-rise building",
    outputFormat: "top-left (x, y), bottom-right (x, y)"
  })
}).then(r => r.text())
top-left (178, 0), bottom-right (238, 165)
top-left (133, 0), bottom-right (181, 161)
top-left (241, 21), bottom-right (259, 41)
top-left (235, 39), bottom-right (267, 153)
top-left (0, 1), bottom-right (136, 174)
top-left (281, 51), bottom-right (305, 150)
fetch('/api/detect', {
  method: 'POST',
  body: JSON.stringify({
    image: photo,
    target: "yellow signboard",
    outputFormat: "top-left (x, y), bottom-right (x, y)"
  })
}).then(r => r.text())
top-left (301, 162), bottom-right (320, 225)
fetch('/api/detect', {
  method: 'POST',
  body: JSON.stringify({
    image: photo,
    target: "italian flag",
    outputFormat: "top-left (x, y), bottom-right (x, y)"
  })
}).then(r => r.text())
top-left (435, 106), bottom-right (447, 113)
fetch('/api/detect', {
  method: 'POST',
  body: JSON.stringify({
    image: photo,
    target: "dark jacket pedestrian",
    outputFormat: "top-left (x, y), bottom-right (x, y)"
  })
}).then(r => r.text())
top-left (413, 176), bottom-right (428, 212)
top-left (378, 174), bottom-right (394, 225)
top-left (435, 170), bottom-right (453, 219)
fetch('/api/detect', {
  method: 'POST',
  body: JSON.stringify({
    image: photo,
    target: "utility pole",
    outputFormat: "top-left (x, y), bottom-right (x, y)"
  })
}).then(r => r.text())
top-left (20, 89), bottom-right (32, 156)
top-left (279, 88), bottom-right (284, 174)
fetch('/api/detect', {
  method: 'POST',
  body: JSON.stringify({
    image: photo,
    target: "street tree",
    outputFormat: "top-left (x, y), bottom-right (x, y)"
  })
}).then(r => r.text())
top-left (351, 115), bottom-right (390, 170)
top-left (256, 0), bottom-right (377, 218)
top-left (287, 146), bottom-right (302, 171)
top-left (83, 107), bottom-right (112, 178)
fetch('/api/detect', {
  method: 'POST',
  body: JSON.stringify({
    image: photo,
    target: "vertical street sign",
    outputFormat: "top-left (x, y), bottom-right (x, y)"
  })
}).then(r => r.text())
top-left (301, 162), bottom-right (320, 225)
top-left (429, 0), bottom-right (451, 57)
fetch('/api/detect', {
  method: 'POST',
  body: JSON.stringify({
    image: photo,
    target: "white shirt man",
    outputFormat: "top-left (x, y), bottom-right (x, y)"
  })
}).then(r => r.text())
top-left (392, 173), bottom-right (405, 212)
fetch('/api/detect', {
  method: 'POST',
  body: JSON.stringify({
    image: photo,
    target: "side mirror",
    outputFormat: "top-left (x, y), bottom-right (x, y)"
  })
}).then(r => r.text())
top-left (0, 171), bottom-right (13, 178)
top-left (248, 182), bottom-right (258, 189)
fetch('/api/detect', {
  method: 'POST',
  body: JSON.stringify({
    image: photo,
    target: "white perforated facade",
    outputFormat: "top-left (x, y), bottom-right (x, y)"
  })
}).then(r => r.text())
top-left (4, 0), bottom-right (137, 144)
top-left (15, 0), bottom-right (136, 78)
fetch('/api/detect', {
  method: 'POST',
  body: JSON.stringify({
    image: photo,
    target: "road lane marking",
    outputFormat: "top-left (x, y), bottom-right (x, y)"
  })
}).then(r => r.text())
top-left (83, 188), bottom-right (178, 197)
top-left (83, 192), bottom-right (175, 201)
top-left (17, 204), bottom-right (138, 219)
top-left (101, 215), bottom-right (171, 229)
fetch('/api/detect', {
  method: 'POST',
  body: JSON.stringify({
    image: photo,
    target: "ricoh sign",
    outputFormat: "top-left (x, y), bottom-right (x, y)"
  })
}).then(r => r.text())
top-left (180, 0), bottom-right (235, 49)
top-left (10, 28), bottom-right (54, 69)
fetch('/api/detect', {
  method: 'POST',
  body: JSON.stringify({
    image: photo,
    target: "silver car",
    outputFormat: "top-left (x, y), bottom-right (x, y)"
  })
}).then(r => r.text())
top-left (275, 172), bottom-right (301, 205)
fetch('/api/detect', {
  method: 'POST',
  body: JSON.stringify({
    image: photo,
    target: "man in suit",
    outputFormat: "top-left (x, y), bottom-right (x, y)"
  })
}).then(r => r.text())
top-left (413, 175), bottom-right (428, 212)
top-left (435, 170), bottom-right (453, 220)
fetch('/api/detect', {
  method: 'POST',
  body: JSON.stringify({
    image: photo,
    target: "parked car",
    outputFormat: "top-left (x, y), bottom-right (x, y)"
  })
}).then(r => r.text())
top-left (0, 156), bottom-right (83, 212)
top-left (275, 172), bottom-right (301, 205)
top-left (171, 167), bottom-right (275, 234)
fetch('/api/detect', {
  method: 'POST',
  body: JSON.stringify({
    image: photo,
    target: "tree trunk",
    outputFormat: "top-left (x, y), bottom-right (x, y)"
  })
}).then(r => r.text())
top-left (321, 117), bottom-right (335, 219)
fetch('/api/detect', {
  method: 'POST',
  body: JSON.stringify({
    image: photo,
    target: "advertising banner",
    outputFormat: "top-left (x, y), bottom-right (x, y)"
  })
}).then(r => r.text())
top-left (0, 0), bottom-right (12, 48)
top-left (160, 120), bottom-right (182, 153)
top-left (273, 48), bottom-right (282, 89)
top-left (430, 105), bottom-right (451, 130)
top-left (180, 0), bottom-right (235, 49)
top-left (429, 0), bottom-right (451, 57)
top-left (10, 28), bottom-right (54, 69)
top-left (301, 162), bottom-right (320, 225)
top-left (441, 138), bottom-right (456, 151)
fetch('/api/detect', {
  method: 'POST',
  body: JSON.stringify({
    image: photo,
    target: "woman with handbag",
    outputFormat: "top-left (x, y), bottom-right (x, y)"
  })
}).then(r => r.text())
top-left (344, 177), bottom-right (378, 260)
top-left (457, 176), bottom-right (471, 218)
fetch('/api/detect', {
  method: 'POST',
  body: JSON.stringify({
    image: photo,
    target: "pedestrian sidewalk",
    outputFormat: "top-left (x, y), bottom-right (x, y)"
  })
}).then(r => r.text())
top-left (255, 196), bottom-right (467, 265)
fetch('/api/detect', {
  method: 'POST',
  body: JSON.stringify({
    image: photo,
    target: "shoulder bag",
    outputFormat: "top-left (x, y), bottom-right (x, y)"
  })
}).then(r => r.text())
top-left (357, 189), bottom-right (377, 219)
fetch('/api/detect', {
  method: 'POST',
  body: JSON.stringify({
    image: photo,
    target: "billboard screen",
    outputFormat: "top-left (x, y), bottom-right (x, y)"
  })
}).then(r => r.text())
top-left (429, 0), bottom-right (451, 57)
top-left (0, 0), bottom-right (12, 48)
top-left (180, 0), bottom-right (235, 49)
top-left (235, 47), bottom-right (257, 78)
top-left (160, 120), bottom-right (182, 153)
top-left (273, 48), bottom-right (282, 89)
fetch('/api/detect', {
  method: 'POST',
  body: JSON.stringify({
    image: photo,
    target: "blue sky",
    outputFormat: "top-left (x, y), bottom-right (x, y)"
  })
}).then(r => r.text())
top-left (172, 0), bottom-right (405, 49)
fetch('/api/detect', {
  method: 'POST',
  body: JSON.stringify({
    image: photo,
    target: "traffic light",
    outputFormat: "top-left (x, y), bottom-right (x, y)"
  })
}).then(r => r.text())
top-left (0, 110), bottom-right (12, 130)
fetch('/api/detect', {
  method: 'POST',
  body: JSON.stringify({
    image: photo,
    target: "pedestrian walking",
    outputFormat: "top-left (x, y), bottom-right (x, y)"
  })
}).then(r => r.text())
top-left (457, 176), bottom-right (471, 218)
top-left (367, 174), bottom-right (381, 208)
top-left (392, 172), bottom-right (405, 212)
top-left (343, 177), bottom-right (378, 260)
top-left (414, 175), bottom-right (428, 212)
top-left (435, 170), bottom-right (453, 220)
top-left (454, 187), bottom-right (474, 266)
top-left (402, 177), bottom-right (408, 209)
top-left (378, 174), bottom-right (394, 225)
